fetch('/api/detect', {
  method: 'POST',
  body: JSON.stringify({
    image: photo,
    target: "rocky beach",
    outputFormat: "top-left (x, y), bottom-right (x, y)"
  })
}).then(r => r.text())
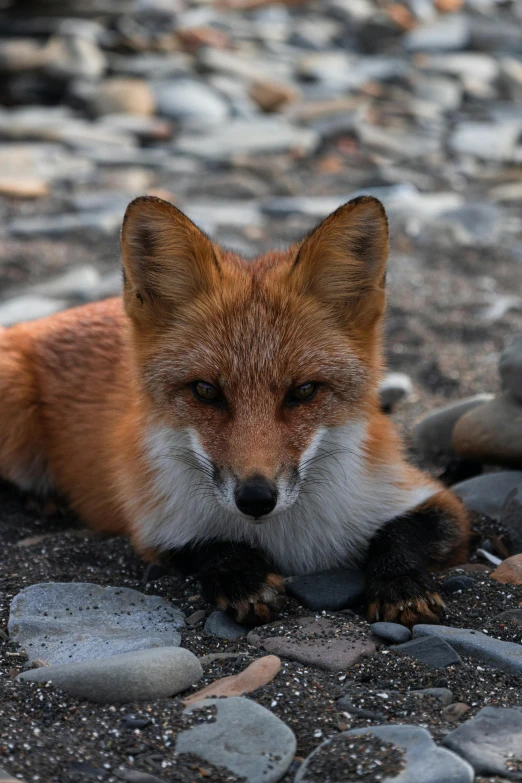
top-left (2, 0), bottom-right (522, 781)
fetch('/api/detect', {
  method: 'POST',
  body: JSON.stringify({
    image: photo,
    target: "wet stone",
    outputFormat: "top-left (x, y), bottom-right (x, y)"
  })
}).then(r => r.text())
top-left (394, 636), bottom-right (462, 669)
top-left (8, 582), bottom-right (185, 664)
top-left (413, 625), bottom-right (522, 675)
top-left (442, 706), bottom-right (522, 779)
top-left (452, 471), bottom-right (522, 520)
top-left (286, 568), bottom-right (365, 611)
top-left (177, 697), bottom-right (296, 783)
top-left (371, 622), bottom-right (412, 644)
top-left (203, 610), bottom-right (248, 640)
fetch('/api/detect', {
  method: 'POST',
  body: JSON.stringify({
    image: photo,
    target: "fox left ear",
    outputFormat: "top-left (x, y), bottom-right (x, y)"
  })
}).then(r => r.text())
top-left (291, 196), bottom-right (388, 330)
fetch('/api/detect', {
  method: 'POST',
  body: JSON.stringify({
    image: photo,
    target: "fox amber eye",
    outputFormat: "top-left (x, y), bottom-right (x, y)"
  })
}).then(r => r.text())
top-left (192, 381), bottom-right (220, 403)
top-left (287, 382), bottom-right (318, 406)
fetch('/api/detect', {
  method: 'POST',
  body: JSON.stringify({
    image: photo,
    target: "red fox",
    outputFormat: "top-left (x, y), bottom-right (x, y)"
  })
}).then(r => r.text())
top-left (0, 195), bottom-right (469, 627)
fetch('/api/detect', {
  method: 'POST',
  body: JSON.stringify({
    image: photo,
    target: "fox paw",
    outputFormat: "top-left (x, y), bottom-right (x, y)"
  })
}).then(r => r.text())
top-left (367, 574), bottom-right (445, 629)
top-left (216, 573), bottom-right (286, 626)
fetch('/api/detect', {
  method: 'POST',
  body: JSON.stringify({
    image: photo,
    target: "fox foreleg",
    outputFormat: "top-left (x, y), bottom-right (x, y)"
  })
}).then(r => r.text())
top-left (365, 490), bottom-right (470, 629)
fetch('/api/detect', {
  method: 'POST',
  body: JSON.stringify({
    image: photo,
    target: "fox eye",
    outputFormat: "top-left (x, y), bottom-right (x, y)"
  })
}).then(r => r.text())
top-left (286, 382), bottom-right (319, 406)
top-left (192, 381), bottom-right (221, 404)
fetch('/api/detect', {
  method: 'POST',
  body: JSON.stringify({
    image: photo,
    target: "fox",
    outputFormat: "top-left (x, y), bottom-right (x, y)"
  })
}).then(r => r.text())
top-left (0, 195), bottom-right (470, 628)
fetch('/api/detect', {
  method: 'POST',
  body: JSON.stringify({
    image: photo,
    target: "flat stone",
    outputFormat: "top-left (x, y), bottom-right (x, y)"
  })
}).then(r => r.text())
top-left (379, 373), bottom-right (413, 412)
top-left (0, 295), bottom-right (66, 327)
top-left (175, 118), bottom-right (318, 160)
top-left (395, 637), bottom-right (462, 669)
top-left (0, 142), bottom-right (93, 182)
top-left (184, 655), bottom-right (281, 706)
top-left (0, 175), bottom-right (48, 198)
top-left (204, 611), bottom-right (248, 641)
top-left (28, 265), bottom-right (101, 299)
top-left (8, 582), bottom-right (185, 664)
top-left (90, 78), bottom-right (155, 117)
top-left (177, 697), bottom-right (296, 783)
top-left (485, 609), bottom-right (522, 635)
top-left (453, 393), bottom-right (522, 469)
top-left (247, 617), bottom-right (376, 672)
top-left (450, 122), bottom-right (520, 162)
top-left (8, 210), bottom-right (123, 237)
top-left (500, 336), bottom-right (522, 404)
top-left (113, 769), bottom-right (166, 783)
top-left (17, 647), bottom-right (202, 704)
top-left (490, 554), bottom-right (522, 585)
top-left (413, 625), bottom-right (522, 674)
top-left (296, 725), bottom-right (474, 783)
top-left (443, 703), bottom-right (471, 722)
top-left (0, 766), bottom-right (25, 783)
top-left (186, 609), bottom-right (206, 626)
top-left (452, 471), bottom-right (522, 520)
top-left (412, 394), bottom-right (493, 464)
top-left (371, 622), bottom-right (412, 644)
top-left (286, 568), bottom-right (365, 611)
top-left (153, 79), bottom-right (228, 126)
top-left (412, 688), bottom-right (454, 707)
top-left (441, 576), bottom-right (477, 594)
top-left (442, 706), bottom-right (522, 779)
top-left (405, 14), bottom-right (470, 52)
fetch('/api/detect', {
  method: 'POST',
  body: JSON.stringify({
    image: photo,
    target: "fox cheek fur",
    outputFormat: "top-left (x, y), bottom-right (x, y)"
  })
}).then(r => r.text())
top-left (0, 194), bottom-right (470, 627)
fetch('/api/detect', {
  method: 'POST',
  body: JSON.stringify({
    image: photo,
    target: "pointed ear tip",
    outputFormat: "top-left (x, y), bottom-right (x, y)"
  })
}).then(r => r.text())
top-left (122, 195), bottom-right (176, 227)
top-left (347, 194), bottom-right (387, 219)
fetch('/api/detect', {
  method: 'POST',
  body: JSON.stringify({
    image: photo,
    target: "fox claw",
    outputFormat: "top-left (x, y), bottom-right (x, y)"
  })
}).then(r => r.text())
top-left (217, 573), bottom-right (286, 626)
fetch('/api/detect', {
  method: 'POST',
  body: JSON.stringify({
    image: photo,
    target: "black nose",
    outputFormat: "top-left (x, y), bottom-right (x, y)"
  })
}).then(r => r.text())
top-left (235, 476), bottom-right (278, 518)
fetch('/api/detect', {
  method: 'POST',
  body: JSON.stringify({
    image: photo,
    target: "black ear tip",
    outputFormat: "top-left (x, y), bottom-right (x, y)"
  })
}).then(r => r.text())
top-left (347, 194), bottom-right (387, 217)
top-left (122, 195), bottom-right (177, 227)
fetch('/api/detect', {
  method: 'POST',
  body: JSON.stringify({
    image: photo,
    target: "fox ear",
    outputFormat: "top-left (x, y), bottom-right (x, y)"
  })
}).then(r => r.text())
top-left (121, 196), bottom-right (219, 325)
top-left (291, 196), bottom-right (388, 330)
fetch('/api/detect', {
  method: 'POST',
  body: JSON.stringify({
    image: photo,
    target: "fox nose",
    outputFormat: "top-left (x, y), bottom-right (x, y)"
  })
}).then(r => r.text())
top-left (235, 475), bottom-right (278, 518)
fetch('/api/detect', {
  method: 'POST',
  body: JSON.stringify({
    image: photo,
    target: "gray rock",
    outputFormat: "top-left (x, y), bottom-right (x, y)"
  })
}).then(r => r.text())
top-left (175, 118), bottom-right (318, 160)
top-left (450, 122), bottom-right (520, 162)
top-left (0, 142), bottom-right (93, 183)
top-left (371, 622), bottom-right (412, 644)
top-left (8, 582), bottom-right (185, 664)
top-left (296, 725), bottom-right (474, 783)
top-left (183, 201), bottom-right (265, 230)
top-left (395, 637), bottom-right (462, 669)
top-left (500, 336), bottom-right (522, 403)
top-left (441, 576), bottom-right (477, 594)
top-left (0, 765), bottom-right (24, 782)
top-left (153, 80), bottom-right (229, 127)
top-left (412, 688), bottom-right (454, 707)
top-left (412, 74), bottom-right (462, 112)
top-left (204, 611), bottom-right (247, 641)
top-left (177, 697), bottom-right (296, 783)
top-left (336, 695), bottom-right (384, 720)
top-left (405, 14), bottom-right (471, 52)
top-left (17, 647), bottom-right (202, 704)
top-left (286, 568), bottom-right (365, 611)
top-left (436, 203), bottom-right (502, 248)
top-left (417, 53), bottom-right (499, 84)
top-left (452, 471), bottom-right (522, 520)
top-left (114, 769), bottom-right (167, 783)
top-left (0, 295), bottom-right (67, 327)
top-left (379, 373), bottom-right (413, 411)
top-left (8, 210), bottom-right (123, 238)
top-left (27, 265), bottom-right (101, 299)
top-left (500, 486), bottom-right (522, 555)
top-left (414, 625), bottom-right (522, 675)
top-left (412, 394), bottom-right (493, 464)
top-left (442, 706), bottom-right (522, 779)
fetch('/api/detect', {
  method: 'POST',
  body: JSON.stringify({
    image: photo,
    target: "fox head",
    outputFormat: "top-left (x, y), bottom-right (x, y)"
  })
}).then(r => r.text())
top-left (121, 195), bottom-right (388, 522)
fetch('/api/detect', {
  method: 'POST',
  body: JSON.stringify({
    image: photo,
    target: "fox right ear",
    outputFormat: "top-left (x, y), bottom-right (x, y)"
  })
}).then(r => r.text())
top-left (121, 196), bottom-right (220, 325)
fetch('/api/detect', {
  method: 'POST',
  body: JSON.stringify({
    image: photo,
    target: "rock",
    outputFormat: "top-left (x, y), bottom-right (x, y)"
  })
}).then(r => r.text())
top-left (443, 703), bottom-right (471, 722)
top-left (8, 582), bottom-right (185, 664)
top-left (247, 616), bottom-right (377, 672)
top-left (450, 122), bottom-right (520, 162)
top-left (0, 142), bottom-right (93, 183)
top-left (379, 373), bottom-right (413, 412)
top-left (8, 210), bottom-right (123, 238)
top-left (371, 622), bottom-right (412, 644)
top-left (412, 394), bottom-right (493, 464)
top-left (413, 688), bottom-right (454, 707)
top-left (153, 79), bottom-right (228, 126)
top-left (177, 697), bottom-right (296, 783)
top-left (295, 725), bottom-right (474, 783)
top-left (285, 568), bottom-right (365, 611)
top-left (0, 175), bottom-right (48, 198)
top-left (175, 118), bottom-right (319, 160)
top-left (184, 655), bottom-right (281, 706)
top-left (186, 609), bottom-right (206, 626)
top-left (435, 203), bottom-right (501, 248)
top-left (405, 14), bottom-right (470, 52)
top-left (17, 647), bottom-right (202, 704)
top-left (45, 20), bottom-right (106, 82)
top-left (183, 201), bottom-right (264, 230)
top-left (204, 611), bottom-right (248, 640)
top-left (90, 78), bottom-right (155, 117)
top-left (113, 769), bottom-right (166, 783)
top-left (394, 637), bottom-right (462, 669)
top-left (442, 706), bottom-right (522, 779)
top-left (452, 471), bottom-right (522, 520)
top-left (485, 609), bottom-right (522, 636)
top-left (490, 554), bottom-right (522, 585)
top-left (453, 393), bottom-right (522, 469)
top-left (413, 625), bottom-right (522, 675)
top-left (0, 296), bottom-right (67, 327)
top-left (441, 576), bottom-right (476, 594)
top-left (248, 79), bottom-right (300, 112)
top-left (0, 38), bottom-right (51, 73)
top-left (0, 766), bottom-right (25, 783)
top-left (500, 336), bottom-right (522, 404)
top-left (27, 265), bottom-right (101, 299)
top-left (336, 696), bottom-right (384, 720)
top-left (412, 74), bottom-right (462, 112)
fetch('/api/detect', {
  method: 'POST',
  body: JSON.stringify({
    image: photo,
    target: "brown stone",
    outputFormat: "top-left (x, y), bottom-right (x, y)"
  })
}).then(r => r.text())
top-left (435, 0), bottom-right (464, 11)
top-left (249, 80), bottom-right (300, 113)
top-left (248, 617), bottom-right (377, 672)
top-left (442, 702), bottom-right (470, 722)
top-left (452, 392), bottom-right (522, 469)
top-left (0, 176), bottom-right (48, 199)
top-left (490, 554), bottom-right (522, 585)
top-left (184, 655), bottom-right (281, 706)
top-left (91, 78), bottom-right (155, 117)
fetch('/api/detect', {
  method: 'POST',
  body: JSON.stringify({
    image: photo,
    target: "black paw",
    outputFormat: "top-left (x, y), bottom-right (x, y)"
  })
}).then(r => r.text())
top-left (367, 572), bottom-right (445, 629)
